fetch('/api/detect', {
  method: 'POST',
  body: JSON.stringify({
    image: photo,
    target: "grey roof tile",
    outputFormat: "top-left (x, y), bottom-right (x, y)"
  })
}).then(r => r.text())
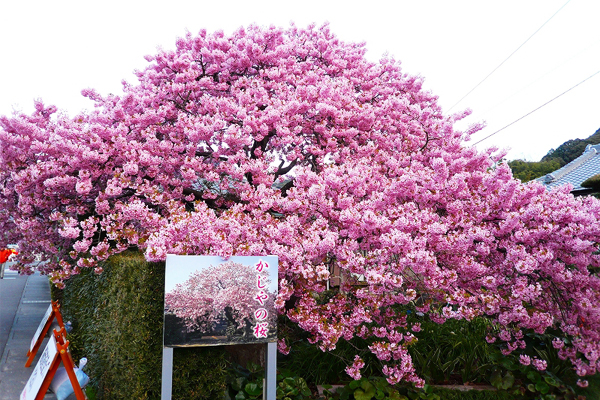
top-left (537, 144), bottom-right (600, 192)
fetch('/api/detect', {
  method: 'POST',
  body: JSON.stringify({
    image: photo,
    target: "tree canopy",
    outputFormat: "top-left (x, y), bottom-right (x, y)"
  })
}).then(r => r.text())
top-left (1, 24), bottom-right (599, 387)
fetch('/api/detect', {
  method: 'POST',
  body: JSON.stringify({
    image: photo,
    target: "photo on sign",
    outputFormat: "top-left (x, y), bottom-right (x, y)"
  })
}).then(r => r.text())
top-left (163, 255), bottom-right (278, 347)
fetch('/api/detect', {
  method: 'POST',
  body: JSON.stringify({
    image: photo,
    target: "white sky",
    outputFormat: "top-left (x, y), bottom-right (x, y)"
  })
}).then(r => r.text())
top-left (1, 0), bottom-right (598, 161)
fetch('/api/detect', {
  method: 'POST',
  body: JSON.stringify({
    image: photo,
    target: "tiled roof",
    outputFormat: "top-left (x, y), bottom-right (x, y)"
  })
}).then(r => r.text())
top-left (537, 144), bottom-right (600, 192)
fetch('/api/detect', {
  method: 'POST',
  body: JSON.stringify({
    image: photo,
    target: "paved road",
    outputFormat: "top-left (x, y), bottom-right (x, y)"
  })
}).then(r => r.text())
top-left (0, 263), bottom-right (58, 399)
top-left (0, 262), bottom-right (27, 358)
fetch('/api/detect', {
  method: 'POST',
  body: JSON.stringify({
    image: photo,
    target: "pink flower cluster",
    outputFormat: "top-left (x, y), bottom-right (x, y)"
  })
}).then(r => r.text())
top-left (2, 24), bottom-right (600, 384)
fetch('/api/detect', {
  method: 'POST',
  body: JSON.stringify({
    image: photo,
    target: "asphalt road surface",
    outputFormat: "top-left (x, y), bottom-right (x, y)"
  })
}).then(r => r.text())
top-left (0, 262), bottom-right (58, 399)
top-left (0, 261), bottom-right (27, 358)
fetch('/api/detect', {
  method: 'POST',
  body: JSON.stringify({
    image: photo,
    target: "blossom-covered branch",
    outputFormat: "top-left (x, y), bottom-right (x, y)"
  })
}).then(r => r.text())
top-left (1, 24), bottom-right (599, 386)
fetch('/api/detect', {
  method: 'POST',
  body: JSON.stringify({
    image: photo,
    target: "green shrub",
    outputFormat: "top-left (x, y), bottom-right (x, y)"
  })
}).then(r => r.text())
top-left (424, 386), bottom-right (511, 400)
top-left (408, 316), bottom-right (501, 385)
top-left (278, 311), bottom-right (381, 385)
top-left (173, 347), bottom-right (228, 399)
top-left (581, 173), bottom-right (600, 189)
top-left (57, 251), bottom-right (228, 400)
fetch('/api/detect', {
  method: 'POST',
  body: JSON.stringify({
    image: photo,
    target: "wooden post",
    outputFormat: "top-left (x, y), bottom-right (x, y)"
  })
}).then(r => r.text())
top-left (55, 328), bottom-right (88, 400)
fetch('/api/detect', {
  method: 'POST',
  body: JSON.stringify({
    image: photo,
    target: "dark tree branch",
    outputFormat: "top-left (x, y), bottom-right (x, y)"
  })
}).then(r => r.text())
top-left (280, 180), bottom-right (294, 197)
top-left (274, 159), bottom-right (297, 181)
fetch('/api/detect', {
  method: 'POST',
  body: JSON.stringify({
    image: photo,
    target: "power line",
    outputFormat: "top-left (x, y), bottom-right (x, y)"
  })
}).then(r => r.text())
top-left (472, 68), bottom-right (600, 146)
top-left (473, 38), bottom-right (600, 121)
top-left (448, 0), bottom-right (572, 112)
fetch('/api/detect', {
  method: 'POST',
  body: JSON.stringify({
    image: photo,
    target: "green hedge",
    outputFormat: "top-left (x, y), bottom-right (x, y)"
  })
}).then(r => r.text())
top-left (56, 251), bottom-right (228, 400)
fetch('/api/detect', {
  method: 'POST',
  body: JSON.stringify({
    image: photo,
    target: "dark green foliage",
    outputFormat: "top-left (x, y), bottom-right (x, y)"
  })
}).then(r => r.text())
top-left (508, 127), bottom-right (600, 182)
top-left (322, 378), bottom-right (510, 400)
top-left (277, 374), bottom-right (312, 400)
top-left (278, 313), bottom-right (380, 385)
top-left (225, 363), bottom-right (312, 400)
top-left (408, 316), bottom-right (500, 385)
top-left (280, 338), bottom-right (378, 385)
top-left (56, 251), bottom-right (228, 400)
top-left (173, 347), bottom-right (228, 399)
top-left (580, 173), bottom-right (600, 189)
top-left (328, 376), bottom-right (408, 400)
top-left (226, 362), bottom-right (265, 400)
top-left (421, 386), bottom-right (511, 400)
top-left (507, 159), bottom-right (563, 182)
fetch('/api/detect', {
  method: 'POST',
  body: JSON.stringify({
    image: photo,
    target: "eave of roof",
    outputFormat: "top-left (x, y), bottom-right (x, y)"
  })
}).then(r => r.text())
top-left (538, 143), bottom-right (600, 193)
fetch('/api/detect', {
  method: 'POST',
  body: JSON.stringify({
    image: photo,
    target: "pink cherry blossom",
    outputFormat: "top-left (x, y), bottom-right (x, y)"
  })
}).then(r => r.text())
top-left (519, 355), bottom-right (531, 366)
top-left (2, 24), bottom-right (600, 384)
top-left (532, 358), bottom-right (548, 371)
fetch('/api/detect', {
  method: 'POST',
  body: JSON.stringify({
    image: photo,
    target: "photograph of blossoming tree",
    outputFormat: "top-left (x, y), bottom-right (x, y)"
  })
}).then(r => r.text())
top-left (163, 255), bottom-right (277, 347)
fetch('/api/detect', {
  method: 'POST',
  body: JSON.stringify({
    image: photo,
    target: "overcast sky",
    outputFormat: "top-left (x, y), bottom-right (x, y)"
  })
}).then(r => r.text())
top-left (1, 0), bottom-right (598, 161)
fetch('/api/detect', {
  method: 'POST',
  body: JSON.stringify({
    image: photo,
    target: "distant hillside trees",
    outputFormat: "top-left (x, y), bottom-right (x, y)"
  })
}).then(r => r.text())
top-left (508, 158), bottom-right (563, 182)
top-left (509, 127), bottom-right (600, 182)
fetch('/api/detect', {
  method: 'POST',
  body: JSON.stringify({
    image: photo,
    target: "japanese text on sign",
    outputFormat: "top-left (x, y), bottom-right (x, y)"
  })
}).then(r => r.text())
top-left (253, 259), bottom-right (269, 338)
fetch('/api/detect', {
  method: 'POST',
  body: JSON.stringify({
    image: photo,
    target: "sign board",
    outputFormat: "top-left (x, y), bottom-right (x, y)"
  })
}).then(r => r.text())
top-left (26, 301), bottom-right (65, 367)
top-left (29, 305), bottom-right (53, 354)
top-left (162, 255), bottom-right (278, 400)
top-left (163, 255), bottom-right (278, 347)
top-left (21, 329), bottom-right (87, 400)
top-left (21, 334), bottom-right (58, 400)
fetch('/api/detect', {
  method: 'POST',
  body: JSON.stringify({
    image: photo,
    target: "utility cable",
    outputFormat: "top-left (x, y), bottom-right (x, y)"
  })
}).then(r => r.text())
top-left (472, 68), bottom-right (600, 146)
top-left (473, 38), bottom-right (600, 121)
top-left (448, 0), bottom-right (572, 112)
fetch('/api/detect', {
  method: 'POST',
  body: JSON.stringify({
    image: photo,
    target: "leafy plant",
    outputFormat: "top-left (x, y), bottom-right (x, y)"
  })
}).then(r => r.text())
top-left (277, 369), bottom-right (312, 400)
top-left (227, 363), bottom-right (315, 400)
top-left (226, 362), bottom-right (265, 400)
top-left (487, 350), bottom-right (579, 399)
top-left (321, 376), bottom-right (414, 400)
top-left (278, 314), bottom-right (380, 385)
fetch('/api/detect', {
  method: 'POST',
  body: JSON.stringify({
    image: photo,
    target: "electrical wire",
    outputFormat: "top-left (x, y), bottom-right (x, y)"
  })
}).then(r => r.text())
top-left (472, 38), bottom-right (600, 121)
top-left (472, 68), bottom-right (600, 146)
top-left (448, 0), bottom-right (572, 112)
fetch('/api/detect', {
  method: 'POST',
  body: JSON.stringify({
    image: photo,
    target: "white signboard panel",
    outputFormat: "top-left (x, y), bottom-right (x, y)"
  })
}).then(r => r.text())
top-left (21, 334), bottom-right (58, 400)
top-left (29, 304), bottom-right (52, 352)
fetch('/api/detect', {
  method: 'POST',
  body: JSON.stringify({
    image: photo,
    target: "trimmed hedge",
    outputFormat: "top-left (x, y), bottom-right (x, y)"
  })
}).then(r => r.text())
top-left (56, 251), bottom-right (228, 400)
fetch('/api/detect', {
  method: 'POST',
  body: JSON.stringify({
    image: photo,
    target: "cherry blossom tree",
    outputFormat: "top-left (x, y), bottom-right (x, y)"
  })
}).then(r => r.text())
top-left (1, 24), bottom-right (599, 386)
top-left (165, 260), bottom-right (275, 334)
